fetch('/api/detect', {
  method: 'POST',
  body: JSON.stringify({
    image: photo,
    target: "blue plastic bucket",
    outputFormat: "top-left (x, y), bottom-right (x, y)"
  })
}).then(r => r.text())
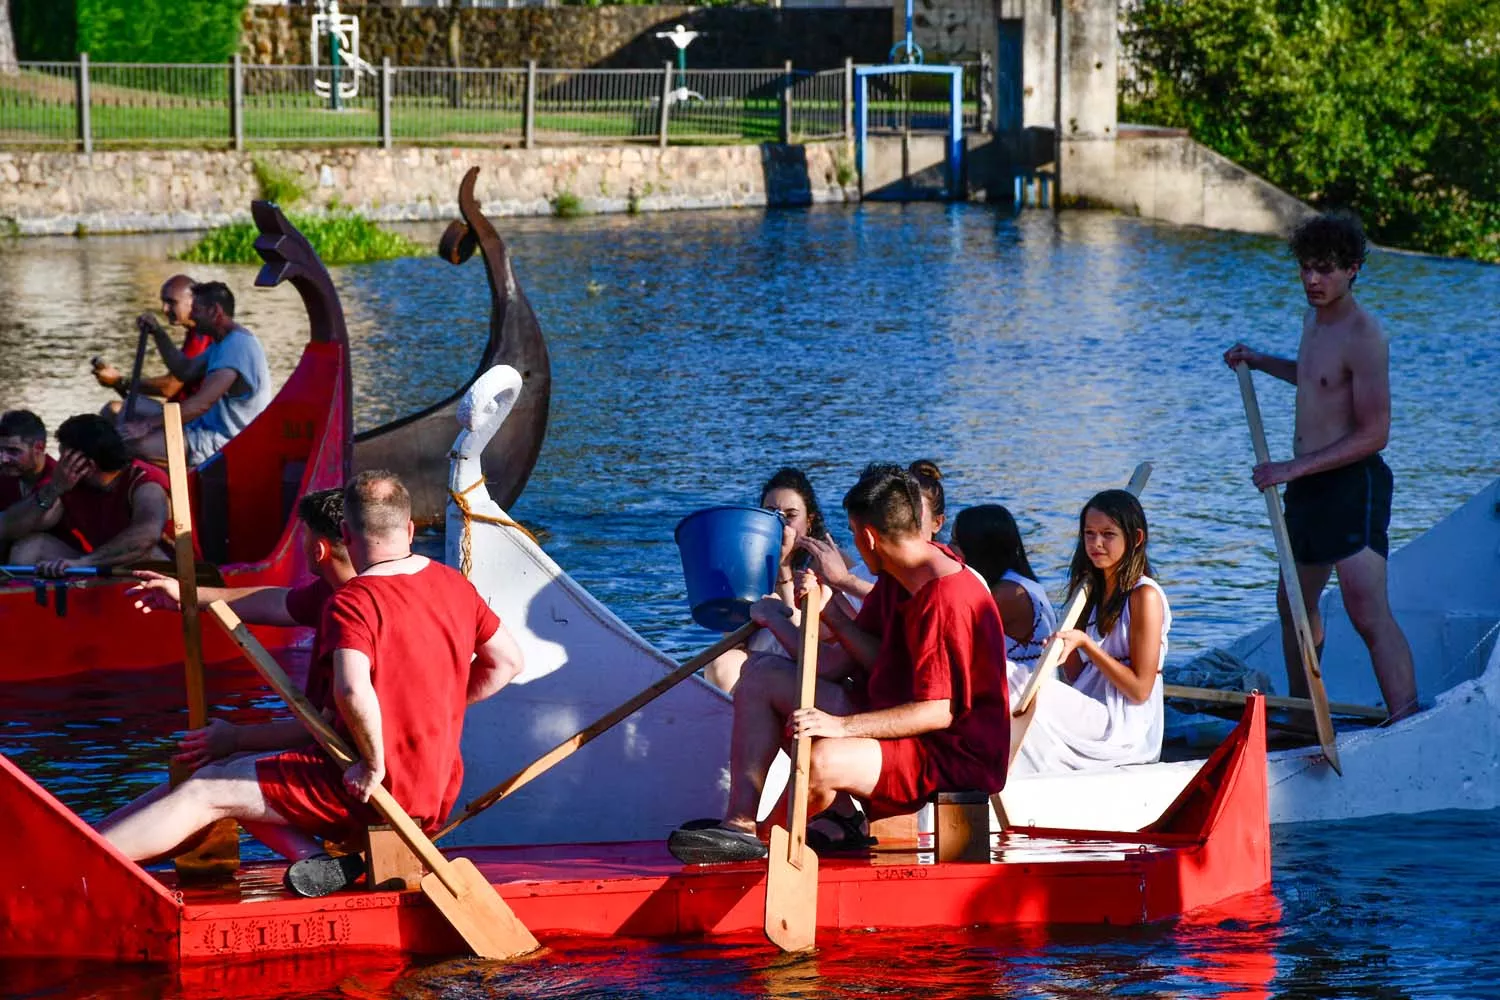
top-left (674, 504), bottom-right (785, 631)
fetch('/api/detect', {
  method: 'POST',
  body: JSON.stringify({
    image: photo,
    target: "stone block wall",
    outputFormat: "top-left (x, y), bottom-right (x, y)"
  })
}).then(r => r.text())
top-left (0, 143), bottom-right (859, 235)
top-left (243, 6), bottom-right (891, 71)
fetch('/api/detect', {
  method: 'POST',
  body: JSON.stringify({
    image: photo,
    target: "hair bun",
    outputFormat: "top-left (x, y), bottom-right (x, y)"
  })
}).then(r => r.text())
top-left (908, 459), bottom-right (943, 482)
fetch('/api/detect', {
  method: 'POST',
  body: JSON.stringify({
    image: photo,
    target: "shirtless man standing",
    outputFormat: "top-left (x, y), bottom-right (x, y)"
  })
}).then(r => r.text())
top-left (1224, 211), bottom-right (1418, 721)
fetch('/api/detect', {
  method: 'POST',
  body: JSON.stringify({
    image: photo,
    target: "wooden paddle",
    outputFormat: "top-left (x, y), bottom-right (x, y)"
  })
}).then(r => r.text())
top-left (164, 402), bottom-right (240, 878)
top-left (1164, 683), bottom-right (1385, 721)
top-left (207, 601), bottom-right (541, 960)
top-left (1234, 362), bottom-right (1341, 773)
top-left (764, 586), bottom-right (822, 953)
top-left (438, 621), bottom-right (759, 841)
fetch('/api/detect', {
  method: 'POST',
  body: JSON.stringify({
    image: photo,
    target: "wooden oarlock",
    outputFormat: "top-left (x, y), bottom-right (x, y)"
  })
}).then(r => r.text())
top-left (437, 621), bottom-right (759, 841)
top-left (164, 401), bottom-right (240, 879)
top-left (764, 586), bottom-right (822, 953)
top-left (207, 601), bottom-right (540, 961)
top-left (1235, 362), bottom-right (1342, 773)
top-left (997, 462), bottom-right (1152, 827)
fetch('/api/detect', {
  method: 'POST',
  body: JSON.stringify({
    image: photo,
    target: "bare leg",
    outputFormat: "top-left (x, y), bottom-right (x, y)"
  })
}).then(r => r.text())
top-left (1336, 547), bottom-right (1419, 720)
top-left (1277, 562), bottom-right (1334, 700)
top-left (805, 737), bottom-right (883, 817)
top-left (10, 533), bottom-right (83, 564)
top-left (100, 753), bottom-right (299, 862)
top-left (723, 652), bottom-right (854, 830)
top-left (704, 646), bottom-right (748, 694)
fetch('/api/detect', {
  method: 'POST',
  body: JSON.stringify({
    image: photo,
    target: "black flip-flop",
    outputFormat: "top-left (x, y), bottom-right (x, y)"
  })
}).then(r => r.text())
top-left (805, 808), bottom-right (878, 855)
top-left (667, 824), bottom-right (768, 864)
top-left (284, 852), bottom-right (367, 898)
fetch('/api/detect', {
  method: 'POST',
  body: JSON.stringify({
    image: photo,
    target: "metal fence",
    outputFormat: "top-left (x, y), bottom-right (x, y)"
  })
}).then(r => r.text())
top-left (0, 57), bottom-right (986, 150)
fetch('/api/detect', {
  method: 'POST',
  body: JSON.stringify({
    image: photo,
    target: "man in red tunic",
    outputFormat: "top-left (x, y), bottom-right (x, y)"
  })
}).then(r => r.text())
top-left (94, 274), bottom-right (214, 414)
top-left (4, 414), bottom-right (172, 576)
top-left (0, 410), bottom-right (58, 561)
top-left (126, 487), bottom-right (356, 765)
top-left (98, 471), bottom-right (526, 897)
top-left (668, 464), bottom-right (1011, 864)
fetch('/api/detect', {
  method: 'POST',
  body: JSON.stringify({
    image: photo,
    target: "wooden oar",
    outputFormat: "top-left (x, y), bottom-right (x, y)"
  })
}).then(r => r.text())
top-left (438, 621), bottom-right (759, 840)
top-left (1234, 362), bottom-right (1341, 773)
top-left (1164, 683), bottom-right (1386, 721)
top-left (121, 321), bottom-right (153, 421)
top-left (164, 402), bottom-right (239, 878)
top-left (764, 586), bottom-right (822, 953)
top-left (207, 601), bottom-right (540, 960)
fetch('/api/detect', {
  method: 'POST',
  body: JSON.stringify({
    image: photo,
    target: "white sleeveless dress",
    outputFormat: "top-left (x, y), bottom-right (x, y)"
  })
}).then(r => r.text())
top-left (1001, 570), bottom-right (1059, 710)
top-left (1010, 576), bottom-right (1171, 775)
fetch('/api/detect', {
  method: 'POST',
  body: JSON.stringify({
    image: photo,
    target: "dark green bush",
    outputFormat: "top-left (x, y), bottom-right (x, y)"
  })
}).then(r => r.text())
top-left (1122, 0), bottom-right (1500, 260)
top-left (68, 0), bottom-right (246, 63)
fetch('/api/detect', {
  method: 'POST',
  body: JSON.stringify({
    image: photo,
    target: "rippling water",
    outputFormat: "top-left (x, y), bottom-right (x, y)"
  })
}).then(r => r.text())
top-left (1, 205), bottom-right (1497, 997)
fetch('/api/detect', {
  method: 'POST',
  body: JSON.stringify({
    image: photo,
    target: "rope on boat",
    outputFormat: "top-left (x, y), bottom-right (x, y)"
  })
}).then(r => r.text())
top-left (450, 476), bottom-right (538, 577)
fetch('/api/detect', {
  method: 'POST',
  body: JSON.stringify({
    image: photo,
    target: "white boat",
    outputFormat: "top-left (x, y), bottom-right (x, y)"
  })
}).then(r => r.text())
top-left (445, 366), bottom-right (1500, 839)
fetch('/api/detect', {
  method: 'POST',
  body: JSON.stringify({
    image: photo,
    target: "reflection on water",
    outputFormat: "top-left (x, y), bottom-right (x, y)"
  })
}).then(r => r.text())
top-left (0, 205), bottom-right (1498, 997)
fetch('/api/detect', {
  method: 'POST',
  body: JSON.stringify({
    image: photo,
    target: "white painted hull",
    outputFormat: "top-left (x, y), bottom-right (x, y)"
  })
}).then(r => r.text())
top-left (1002, 477), bottom-right (1500, 829)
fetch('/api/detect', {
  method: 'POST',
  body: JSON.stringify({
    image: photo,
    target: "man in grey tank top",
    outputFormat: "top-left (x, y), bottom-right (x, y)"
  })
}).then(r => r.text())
top-left (120, 281), bottom-right (272, 466)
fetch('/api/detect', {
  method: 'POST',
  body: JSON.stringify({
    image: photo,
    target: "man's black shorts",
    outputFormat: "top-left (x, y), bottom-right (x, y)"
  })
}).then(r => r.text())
top-left (1282, 454), bottom-right (1393, 566)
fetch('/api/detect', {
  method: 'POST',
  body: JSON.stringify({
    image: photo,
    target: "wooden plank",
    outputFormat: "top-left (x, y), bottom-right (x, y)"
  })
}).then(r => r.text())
top-left (1234, 363), bottom-right (1342, 773)
top-left (207, 601), bottom-right (540, 960)
top-left (1165, 683), bottom-right (1386, 721)
top-left (164, 402), bottom-right (239, 878)
top-left (438, 621), bottom-right (759, 840)
top-left (764, 587), bottom-right (821, 953)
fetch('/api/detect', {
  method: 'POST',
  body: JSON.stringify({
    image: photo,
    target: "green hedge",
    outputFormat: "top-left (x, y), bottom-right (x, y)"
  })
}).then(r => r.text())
top-left (14, 0), bottom-right (246, 63)
top-left (1122, 0), bottom-right (1500, 261)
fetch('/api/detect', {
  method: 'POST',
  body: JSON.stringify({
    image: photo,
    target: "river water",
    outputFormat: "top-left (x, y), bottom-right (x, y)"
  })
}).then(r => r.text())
top-left (1, 205), bottom-right (1498, 997)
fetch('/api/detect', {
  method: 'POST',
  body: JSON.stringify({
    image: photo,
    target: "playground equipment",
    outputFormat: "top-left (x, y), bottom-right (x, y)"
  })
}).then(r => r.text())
top-left (311, 0), bottom-right (376, 110)
top-left (654, 24), bottom-right (704, 105)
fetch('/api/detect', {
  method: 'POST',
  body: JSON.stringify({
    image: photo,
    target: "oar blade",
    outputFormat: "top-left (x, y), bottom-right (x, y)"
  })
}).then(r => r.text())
top-left (764, 824), bottom-right (818, 953)
top-left (419, 857), bottom-right (539, 961)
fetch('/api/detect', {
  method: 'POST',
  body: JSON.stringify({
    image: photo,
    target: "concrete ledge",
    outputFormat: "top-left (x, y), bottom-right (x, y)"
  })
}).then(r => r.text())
top-left (1062, 131), bottom-right (1312, 237)
top-left (0, 143), bottom-right (859, 236)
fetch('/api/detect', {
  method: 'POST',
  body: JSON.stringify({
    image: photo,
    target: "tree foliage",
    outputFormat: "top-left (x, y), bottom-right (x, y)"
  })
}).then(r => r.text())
top-left (76, 0), bottom-right (246, 63)
top-left (1122, 0), bottom-right (1500, 260)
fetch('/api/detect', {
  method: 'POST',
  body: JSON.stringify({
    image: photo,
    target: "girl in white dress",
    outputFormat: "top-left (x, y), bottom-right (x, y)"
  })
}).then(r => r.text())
top-left (950, 504), bottom-right (1059, 708)
top-left (1011, 489), bottom-right (1171, 775)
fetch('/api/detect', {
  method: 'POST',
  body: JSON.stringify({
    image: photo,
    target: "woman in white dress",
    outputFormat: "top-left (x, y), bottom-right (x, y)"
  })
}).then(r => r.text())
top-left (950, 504), bottom-right (1058, 707)
top-left (1011, 489), bottom-right (1171, 776)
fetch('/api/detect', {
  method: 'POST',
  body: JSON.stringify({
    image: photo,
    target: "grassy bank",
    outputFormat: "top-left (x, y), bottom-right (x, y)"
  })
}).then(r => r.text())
top-left (178, 211), bottom-right (424, 266)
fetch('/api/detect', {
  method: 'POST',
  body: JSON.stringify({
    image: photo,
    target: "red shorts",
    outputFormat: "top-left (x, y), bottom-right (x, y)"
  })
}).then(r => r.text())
top-left (255, 748), bottom-right (376, 843)
top-left (867, 736), bottom-right (940, 820)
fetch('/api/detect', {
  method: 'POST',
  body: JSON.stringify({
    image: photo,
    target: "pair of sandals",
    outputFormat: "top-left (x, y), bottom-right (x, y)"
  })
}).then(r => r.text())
top-left (666, 809), bottom-right (877, 866)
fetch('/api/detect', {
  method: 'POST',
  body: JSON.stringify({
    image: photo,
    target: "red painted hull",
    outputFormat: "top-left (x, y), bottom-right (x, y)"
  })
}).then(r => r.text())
top-left (0, 700), bottom-right (1269, 965)
top-left (0, 337), bottom-right (349, 683)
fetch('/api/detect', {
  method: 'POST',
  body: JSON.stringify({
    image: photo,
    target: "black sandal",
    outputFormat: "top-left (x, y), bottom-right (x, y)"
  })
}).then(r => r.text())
top-left (284, 851), bottom-right (367, 898)
top-left (667, 824), bottom-right (769, 865)
top-left (805, 808), bottom-right (877, 855)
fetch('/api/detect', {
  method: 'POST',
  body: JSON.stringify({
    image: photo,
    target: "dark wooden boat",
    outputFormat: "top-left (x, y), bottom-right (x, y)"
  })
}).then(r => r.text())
top-left (352, 167), bottom-right (552, 527)
top-left (0, 699), bottom-right (1269, 964)
top-left (0, 203), bottom-right (352, 683)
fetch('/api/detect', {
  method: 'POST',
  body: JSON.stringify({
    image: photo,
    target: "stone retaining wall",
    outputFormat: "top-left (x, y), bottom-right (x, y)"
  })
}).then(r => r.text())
top-left (0, 143), bottom-right (858, 235)
top-left (243, 6), bottom-right (890, 71)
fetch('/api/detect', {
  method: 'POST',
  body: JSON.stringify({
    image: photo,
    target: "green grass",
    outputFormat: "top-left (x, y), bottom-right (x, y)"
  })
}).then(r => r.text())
top-left (252, 157), bottom-right (305, 205)
top-left (178, 211), bottom-right (423, 265)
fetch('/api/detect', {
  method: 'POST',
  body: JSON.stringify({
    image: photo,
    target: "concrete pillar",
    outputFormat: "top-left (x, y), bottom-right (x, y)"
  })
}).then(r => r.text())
top-left (1062, 0), bottom-right (1116, 140)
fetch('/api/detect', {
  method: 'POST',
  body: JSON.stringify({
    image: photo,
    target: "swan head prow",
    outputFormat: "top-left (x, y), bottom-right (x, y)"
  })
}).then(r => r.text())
top-left (457, 365), bottom-right (523, 442)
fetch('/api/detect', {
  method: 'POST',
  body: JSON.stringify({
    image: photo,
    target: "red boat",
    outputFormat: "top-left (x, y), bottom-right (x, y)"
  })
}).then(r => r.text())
top-left (0, 204), bottom-right (353, 684)
top-left (0, 699), bottom-right (1269, 965)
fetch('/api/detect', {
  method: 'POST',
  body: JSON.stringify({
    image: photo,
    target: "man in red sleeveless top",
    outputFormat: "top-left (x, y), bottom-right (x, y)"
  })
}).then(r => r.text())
top-left (95, 274), bottom-right (214, 415)
top-left (126, 487), bottom-right (356, 766)
top-left (99, 471), bottom-right (526, 898)
top-left (0, 410), bottom-right (59, 561)
top-left (668, 464), bottom-right (1011, 864)
top-left (5, 414), bottom-right (171, 576)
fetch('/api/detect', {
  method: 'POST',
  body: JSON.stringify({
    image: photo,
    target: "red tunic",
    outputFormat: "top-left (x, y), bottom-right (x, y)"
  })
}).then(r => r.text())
top-left (169, 329), bottom-right (214, 403)
top-left (855, 558), bottom-right (1011, 818)
top-left (56, 461), bottom-right (172, 554)
top-left (256, 561), bottom-right (501, 841)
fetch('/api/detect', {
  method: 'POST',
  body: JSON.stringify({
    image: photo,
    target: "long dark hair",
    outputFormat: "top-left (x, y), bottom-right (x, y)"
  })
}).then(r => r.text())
top-left (760, 467), bottom-right (831, 572)
top-left (952, 504), bottom-right (1037, 587)
top-left (1066, 489), bottom-right (1152, 637)
top-left (908, 459), bottom-right (945, 525)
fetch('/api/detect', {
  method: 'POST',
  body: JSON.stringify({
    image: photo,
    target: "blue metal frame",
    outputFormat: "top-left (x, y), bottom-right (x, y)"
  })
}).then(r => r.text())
top-left (854, 64), bottom-right (965, 198)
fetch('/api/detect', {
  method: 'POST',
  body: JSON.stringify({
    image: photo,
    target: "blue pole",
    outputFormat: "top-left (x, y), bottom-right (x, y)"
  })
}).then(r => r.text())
top-left (948, 67), bottom-right (963, 198)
